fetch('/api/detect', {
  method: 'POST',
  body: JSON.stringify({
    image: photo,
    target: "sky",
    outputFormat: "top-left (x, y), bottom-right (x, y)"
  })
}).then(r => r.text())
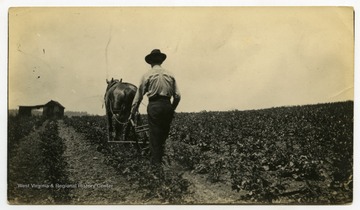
top-left (8, 7), bottom-right (354, 115)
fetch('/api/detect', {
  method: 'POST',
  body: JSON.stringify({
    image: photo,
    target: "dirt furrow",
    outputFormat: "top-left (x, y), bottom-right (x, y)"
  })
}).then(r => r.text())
top-left (181, 171), bottom-right (245, 204)
top-left (57, 120), bottom-right (141, 204)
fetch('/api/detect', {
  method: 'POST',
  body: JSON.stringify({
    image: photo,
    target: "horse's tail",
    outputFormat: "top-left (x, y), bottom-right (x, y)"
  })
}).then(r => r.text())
top-left (103, 92), bottom-right (108, 109)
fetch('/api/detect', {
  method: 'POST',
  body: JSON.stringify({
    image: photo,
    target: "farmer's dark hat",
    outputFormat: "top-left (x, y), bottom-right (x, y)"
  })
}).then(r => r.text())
top-left (145, 49), bottom-right (167, 64)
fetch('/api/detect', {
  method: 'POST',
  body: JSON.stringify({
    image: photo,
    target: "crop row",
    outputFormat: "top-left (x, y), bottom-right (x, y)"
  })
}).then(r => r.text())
top-left (39, 120), bottom-right (71, 203)
top-left (8, 118), bottom-right (70, 204)
top-left (8, 115), bottom-right (45, 155)
top-left (170, 101), bottom-right (353, 203)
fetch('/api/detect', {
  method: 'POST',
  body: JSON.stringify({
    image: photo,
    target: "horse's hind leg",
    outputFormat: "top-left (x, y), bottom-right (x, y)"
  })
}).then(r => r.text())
top-left (107, 112), bottom-right (114, 141)
top-left (114, 120), bottom-right (123, 141)
top-left (124, 122), bottom-right (130, 141)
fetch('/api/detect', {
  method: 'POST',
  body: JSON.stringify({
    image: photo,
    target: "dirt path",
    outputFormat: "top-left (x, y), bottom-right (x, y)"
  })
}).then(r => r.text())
top-left (58, 120), bottom-right (142, 204)
top-left (181, 171), bottom-right (245, 204)
top-left (164, 140), bottom-right (246, 204)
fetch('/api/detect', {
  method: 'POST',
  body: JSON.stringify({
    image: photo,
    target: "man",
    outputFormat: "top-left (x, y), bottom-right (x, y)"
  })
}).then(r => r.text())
top-left (130, 49), bottom-right (181, 165)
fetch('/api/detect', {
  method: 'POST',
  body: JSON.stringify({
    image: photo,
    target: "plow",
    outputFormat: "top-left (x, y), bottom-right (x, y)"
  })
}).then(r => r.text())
top-left (107, 118), bottom-right (150, 154)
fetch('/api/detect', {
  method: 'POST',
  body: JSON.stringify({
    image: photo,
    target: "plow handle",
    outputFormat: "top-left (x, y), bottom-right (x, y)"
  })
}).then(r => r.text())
top-left (130, 119), bottom-right (136, 127)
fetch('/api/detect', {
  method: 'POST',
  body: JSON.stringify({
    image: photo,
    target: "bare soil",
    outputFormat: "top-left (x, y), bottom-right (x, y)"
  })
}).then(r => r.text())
top-left (182, 171), bottom-right (245, 204)
top-left (58, 120), bottom-right (143, 204)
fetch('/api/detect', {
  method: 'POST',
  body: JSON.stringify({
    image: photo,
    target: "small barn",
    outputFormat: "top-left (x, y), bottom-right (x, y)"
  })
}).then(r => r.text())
top-left (43, 100), bottom-right (65, 118)
top-left (18, 105), bottom-right (43, 116)
top-left (18, 100), bottom-right (65, 118)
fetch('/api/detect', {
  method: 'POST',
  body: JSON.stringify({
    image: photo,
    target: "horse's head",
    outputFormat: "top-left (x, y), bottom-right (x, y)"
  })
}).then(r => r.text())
top-left (106, 78), bottom-right (122, 90)
top-left (106, 77), bottom-right (119, 84)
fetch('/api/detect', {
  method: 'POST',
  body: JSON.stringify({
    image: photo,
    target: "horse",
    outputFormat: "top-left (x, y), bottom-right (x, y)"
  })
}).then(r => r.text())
top-left (104, 78), bottom-right (137, 141)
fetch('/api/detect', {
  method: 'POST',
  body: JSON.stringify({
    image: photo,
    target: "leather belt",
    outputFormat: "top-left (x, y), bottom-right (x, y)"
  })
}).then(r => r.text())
top-left (149, 95), bottom-right (171, 102)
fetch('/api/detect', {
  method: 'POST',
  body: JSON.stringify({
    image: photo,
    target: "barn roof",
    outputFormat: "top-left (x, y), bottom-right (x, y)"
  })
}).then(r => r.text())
top-left (45, 100), bottom-right (65, 108)
top-left (19, 105), bottom-right (44, 109)
top-left (19, 100), bottom-right (65, 109)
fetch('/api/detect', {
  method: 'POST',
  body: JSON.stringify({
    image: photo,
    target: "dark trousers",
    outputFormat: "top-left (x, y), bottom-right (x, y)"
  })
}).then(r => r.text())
top-left (147, 98), bottom-right (174, 165)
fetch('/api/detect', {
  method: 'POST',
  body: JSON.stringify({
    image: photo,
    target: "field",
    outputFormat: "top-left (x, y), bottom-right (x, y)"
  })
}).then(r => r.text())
top-left (8, 101), bottom-right (353, 204)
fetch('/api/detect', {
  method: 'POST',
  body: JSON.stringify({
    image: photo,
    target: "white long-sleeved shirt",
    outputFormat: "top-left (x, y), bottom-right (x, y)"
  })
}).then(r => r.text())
top-left (131, 65), bottom-right (181, 114)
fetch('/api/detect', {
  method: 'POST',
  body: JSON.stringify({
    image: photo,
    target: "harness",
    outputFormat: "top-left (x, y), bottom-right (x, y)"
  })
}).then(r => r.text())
top-left (108, 98), bottom-right (129, 125)
top-left (104, 79), bottom-right (145, 125)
